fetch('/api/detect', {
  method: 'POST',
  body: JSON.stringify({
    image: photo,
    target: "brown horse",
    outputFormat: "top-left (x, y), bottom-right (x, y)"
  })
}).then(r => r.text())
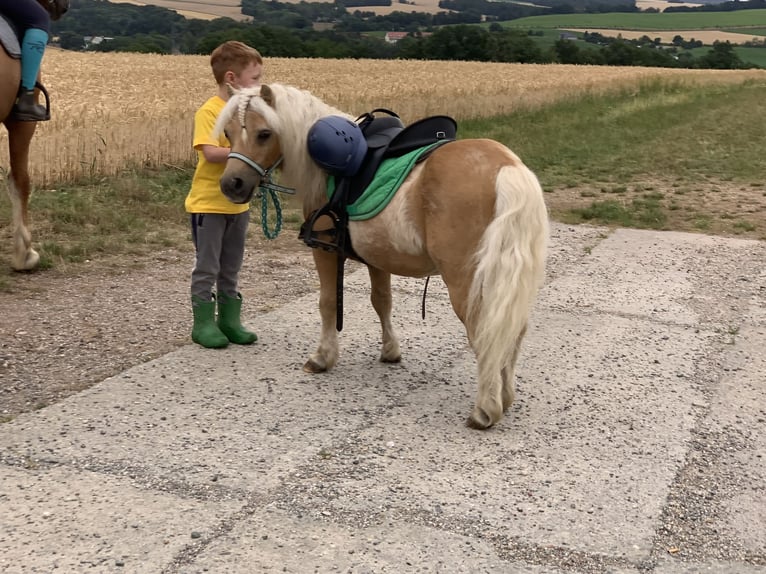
top-left (1, 0), bottom-right (69, 270)
top-left (217, 84), bottom-right (549, 429)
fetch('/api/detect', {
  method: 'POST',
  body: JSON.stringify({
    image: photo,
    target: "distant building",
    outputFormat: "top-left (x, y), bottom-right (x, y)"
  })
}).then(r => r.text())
top-left (384, 31), bottom-right (409, 44)
top-left (83, 35), bottom-right (114, 48)
top-left (559, 32), bottom-right (578, 41)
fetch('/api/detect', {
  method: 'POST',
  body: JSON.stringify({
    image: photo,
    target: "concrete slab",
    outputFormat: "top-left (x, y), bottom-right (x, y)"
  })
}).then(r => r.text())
top-left (188, 507), bottom-right (566, 573)
top-left (0, 465), bottom-right (241, 573)
top-left (540, 228), bottom-right (765, 329)
top-left (0, 224), bottom-right (763, 573)
top-left (708, 326), bottom-right (766, 553)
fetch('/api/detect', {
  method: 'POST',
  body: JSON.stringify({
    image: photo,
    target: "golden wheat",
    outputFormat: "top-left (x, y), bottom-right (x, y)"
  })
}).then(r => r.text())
top-left (2, 49), bottom-right (764, 186)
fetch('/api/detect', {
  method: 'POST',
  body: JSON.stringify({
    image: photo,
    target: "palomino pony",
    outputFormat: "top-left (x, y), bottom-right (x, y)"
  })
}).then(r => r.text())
top-left (217, 84), bottom-right (549, 429)
top-left (0, 0), bottom-right (69, 270)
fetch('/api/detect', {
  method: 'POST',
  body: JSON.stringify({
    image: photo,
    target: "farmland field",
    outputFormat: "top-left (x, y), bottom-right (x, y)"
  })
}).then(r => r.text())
top-left (505, 10), bottom-right (766, 30)
top-left (634, 0), bottom-right (702, 10)
top-left (562, 28), bottom-right (765, 45)
top-left (111, 0), bottom-right (249, 20)
top-left (3, 50), bottom-right (764, 186)
top-left (112, 0), bottom-right (711, 17)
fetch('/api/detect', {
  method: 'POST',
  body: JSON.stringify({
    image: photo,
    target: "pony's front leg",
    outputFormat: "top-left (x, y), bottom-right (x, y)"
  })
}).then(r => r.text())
top-left (7, 123), bottom-right (40, 271)
top-left (303, 249), bottom-right (340, 373)
top-left (368, 266), bottom-right (400, 363)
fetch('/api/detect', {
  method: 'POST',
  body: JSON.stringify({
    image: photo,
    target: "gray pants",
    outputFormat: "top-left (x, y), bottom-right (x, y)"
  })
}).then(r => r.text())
top-left (190, 212), bottom-right (250, 300)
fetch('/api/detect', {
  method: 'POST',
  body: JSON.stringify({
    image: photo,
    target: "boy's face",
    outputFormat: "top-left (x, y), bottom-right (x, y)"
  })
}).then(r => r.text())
top-left (228, 62), bottom-right (263, 90)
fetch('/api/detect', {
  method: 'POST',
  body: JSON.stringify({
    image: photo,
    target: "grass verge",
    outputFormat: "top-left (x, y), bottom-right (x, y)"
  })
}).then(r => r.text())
top-left (461, 77), bottom-right (766, 239)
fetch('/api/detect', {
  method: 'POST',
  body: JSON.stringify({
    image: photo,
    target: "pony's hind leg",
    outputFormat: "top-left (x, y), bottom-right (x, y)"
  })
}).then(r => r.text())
top-left (501, 323), bottom-right (527, 412)
top-left (440, 269), bottom-right (505, 430)
top-left (6, 122), bottom-right (40, 271)
top-left (303, 249), bottom-right (340, 373)
top-left (368, 266), bottom-right (401, 363)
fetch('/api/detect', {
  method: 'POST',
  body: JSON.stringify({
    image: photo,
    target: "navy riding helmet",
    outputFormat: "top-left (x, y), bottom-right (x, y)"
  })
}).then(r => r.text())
top-left (307, 116), bottom-right (368, 177)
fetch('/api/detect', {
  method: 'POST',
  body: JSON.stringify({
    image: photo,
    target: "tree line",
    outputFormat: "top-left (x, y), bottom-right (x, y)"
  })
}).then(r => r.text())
top-left (51, 0), bottom-right (759, 70)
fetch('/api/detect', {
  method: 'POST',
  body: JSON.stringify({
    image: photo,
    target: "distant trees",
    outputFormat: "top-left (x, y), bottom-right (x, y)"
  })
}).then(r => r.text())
top-left (50, 0), bottom-right (759, 70)
top-left (697, 41), bottom-right (747, 69)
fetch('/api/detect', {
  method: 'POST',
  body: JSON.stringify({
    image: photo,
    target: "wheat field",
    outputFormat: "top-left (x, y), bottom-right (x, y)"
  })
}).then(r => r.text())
top-left (2, 49), bottom-right (764, 186)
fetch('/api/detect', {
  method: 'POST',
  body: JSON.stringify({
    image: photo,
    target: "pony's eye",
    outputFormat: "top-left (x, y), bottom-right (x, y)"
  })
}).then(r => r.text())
top-left (257, 129), bottom-right (272, 142)
top-left (223, 129), bottom-right (230, 140)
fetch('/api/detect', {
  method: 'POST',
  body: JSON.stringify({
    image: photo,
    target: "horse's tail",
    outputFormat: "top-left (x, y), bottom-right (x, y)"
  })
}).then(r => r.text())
top-left (467, 162), bottom-right (549, 379)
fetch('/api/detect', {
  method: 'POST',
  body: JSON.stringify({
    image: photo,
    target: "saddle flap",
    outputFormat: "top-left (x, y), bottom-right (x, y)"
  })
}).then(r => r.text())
top-left (385, 115), bottom-right (457, 158)
top-left (0, 16), bottom-right (21, 58)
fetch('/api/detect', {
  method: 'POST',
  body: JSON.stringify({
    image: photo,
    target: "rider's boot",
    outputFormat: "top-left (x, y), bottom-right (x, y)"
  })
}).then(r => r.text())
top-left (12, 89), bottom-right (49, 122)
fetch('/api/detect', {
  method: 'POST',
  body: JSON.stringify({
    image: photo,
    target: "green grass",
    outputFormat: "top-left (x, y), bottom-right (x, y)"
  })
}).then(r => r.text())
top-left (685, 45), bottom-right (766, 68)
top-left (459, 77), bottom-right (766, 232)
top-left (565, 196), bottom-right (667, 229)
top-left (724, 27), bottom-right (766, 37)
top-left (0, 167), bottom-right (303, 283)
top-left (460, 78), bottom-right (766, 188)
top-left (502, 10), bottom-right (766, 30)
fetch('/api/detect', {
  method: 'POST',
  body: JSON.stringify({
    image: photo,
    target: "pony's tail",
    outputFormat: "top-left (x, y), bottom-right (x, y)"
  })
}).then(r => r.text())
top-left (467, 163), bottom-right (549, 380)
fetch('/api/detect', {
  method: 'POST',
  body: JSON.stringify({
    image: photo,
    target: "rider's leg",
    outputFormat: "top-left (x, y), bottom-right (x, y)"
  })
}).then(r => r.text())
top-left (13, 27), bottom-right (50, 122)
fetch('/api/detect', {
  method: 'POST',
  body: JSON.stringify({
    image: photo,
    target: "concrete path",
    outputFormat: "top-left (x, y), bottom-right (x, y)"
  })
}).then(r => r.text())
top-left (1, 223), bottom-right (764, 574)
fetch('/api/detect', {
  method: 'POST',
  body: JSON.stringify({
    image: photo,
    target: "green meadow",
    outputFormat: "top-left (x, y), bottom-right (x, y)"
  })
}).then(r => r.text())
top-left (502, 10), bottom-right (766, 30)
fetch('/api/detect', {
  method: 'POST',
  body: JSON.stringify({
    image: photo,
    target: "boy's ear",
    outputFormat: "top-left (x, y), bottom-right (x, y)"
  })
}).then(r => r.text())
top-left (260, 84), bottom-right (274, 107)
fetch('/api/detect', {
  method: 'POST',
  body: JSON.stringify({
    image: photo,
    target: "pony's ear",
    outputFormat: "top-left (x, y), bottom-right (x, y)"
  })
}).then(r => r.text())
top-left (225, 83), bottom-right (237, 98)
top-left (260, 84), bottom-right (274, 107)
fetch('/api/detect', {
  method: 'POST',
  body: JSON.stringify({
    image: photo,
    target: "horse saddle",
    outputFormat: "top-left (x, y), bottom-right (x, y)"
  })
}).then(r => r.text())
top-left (347, 109), bottom-right (457, 207)
top-left (0, 15), bottom-right (21, 58)
top-left (299, 109), bottom-right (457, 258)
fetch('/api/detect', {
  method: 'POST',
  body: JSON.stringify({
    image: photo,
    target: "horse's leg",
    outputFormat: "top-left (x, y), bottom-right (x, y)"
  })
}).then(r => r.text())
top-left (368, 266), bottom-right (401, 363)
top-left (501, 323), bottom-right (527, 412)
top-left (303, 249), bottom-right (340, 373)
top-left (6, 121), bottom-right (40, 271)
top-left (438, 269), bottom-right (504, 429)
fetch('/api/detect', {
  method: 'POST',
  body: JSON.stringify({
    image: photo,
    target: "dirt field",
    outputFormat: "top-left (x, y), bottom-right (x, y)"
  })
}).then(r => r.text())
top-left (635, 0), bottom-right (703, 11)
top-left (111, 0), bottom-right (251, 21)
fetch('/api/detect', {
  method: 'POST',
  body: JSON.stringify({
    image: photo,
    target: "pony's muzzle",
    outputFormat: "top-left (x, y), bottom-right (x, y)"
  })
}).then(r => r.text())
top-left (220, 175), bottom-right (257, 204)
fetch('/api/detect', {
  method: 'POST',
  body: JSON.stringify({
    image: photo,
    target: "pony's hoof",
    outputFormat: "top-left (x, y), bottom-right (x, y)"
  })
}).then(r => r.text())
top-left (465, 408), bottom-right (497, 430)
top-left (303, 358), bottom-right (327, 373)
top-left (379, 354), bottom-right (401, 364)
top-left (12, 248), bottom-right (40, 271)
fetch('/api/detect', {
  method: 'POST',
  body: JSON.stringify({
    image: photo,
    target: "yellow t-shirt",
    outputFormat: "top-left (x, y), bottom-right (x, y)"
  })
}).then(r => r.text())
top-left (184, 96), bottom-right (249, 214)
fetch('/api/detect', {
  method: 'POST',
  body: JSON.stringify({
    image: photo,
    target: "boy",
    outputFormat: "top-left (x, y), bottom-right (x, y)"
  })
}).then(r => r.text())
top-left (185, 41), bottom-right (263, 348)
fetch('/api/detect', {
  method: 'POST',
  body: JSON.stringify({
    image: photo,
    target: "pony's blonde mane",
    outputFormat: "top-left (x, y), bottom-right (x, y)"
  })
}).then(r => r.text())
top-left (215, 83), bottom-right (350, 212)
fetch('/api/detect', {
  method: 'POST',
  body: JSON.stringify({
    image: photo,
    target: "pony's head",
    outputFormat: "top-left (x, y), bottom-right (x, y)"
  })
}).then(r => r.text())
top-left (216, 83), bottom-right (351, 210)
top-left (216, 84), bottom-right (284, 204)
top-left (40, 0), bottom-right (70, 21)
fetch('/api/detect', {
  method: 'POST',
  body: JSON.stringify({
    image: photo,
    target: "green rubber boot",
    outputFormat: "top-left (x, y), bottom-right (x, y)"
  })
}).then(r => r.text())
top-left (191, 295), bottom-right (229, 349)
top-left (217, 292), bottom-right (257, 345)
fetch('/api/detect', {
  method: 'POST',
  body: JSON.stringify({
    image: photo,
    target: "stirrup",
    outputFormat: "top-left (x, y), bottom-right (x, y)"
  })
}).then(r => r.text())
top-left (11, 82), bottom-right (51, 122)
top-left (299, 203), bottom-right (343, 253)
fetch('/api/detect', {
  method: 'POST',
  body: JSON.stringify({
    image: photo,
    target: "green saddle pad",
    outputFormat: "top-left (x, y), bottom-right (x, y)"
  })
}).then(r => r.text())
top-left (327, 143), bottom-right (441, 221)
